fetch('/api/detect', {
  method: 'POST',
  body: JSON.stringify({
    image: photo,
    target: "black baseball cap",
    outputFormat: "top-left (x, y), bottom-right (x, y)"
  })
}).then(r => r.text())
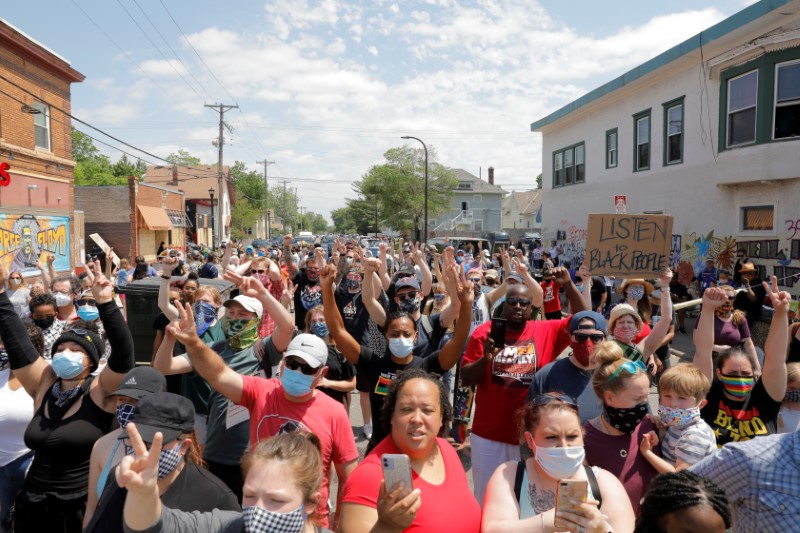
top-left (108, 366), bottom-right (167, 400)
top-left (119, 392), bottom-right (194, 444)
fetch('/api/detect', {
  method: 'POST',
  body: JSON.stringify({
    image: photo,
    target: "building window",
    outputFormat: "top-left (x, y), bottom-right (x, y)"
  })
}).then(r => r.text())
top-left (457, 181), bottom-right (473, 190)
top-left (473, 194), bottom-right (482, 203)
top-left (727, 70), bottom-right (758, 147)
top-left (774, 60), bottom-right (800, 139)
top-left (552, 142), bottom-right (584, 188)
top-left (605, 128), bottom-right (617, 168)
top-left (663, 97), bottom-right (684, 165)
top-left (633, 110), bottom-right (650, 171)
top-left (33, 102), bottom-right (50, 151)
top-left (740, 205), bottom-right (774, 232)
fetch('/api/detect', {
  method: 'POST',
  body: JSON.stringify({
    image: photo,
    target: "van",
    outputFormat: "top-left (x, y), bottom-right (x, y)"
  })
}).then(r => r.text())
top-left (484, 231), bottom-right (511, 254)
top-left (297, 231), bottom-right (313, 240)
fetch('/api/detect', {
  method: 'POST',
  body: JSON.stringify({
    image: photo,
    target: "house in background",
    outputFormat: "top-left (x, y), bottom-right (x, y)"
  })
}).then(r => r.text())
top-left (0, 19), bottom-right (84, 275)
top-left (430, 167), bottom-right (505, 236)
top-left (502, 190), bottom-right (542, 233)
top-left (530, 0), bottom-right (800, 290)
top-left (142, 164), bottom-right (233, 246)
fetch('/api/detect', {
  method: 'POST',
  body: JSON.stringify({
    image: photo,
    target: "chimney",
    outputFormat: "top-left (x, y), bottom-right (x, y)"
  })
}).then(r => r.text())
top-left (488, 166), bottom-right (494, 185)
top-left (171, 165), bottom-right (179, 186)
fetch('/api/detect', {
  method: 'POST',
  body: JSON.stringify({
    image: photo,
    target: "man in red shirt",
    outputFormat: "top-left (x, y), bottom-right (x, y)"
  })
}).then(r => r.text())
top-left (460, 266), bottom-right (587, 503)
top-left (540, 268), bottom-right (563, 320)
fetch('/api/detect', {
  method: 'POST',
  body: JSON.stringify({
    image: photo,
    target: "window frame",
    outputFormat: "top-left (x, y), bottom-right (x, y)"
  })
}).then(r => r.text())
top-left (773, 58), bottom-right (800, 141)
top-left (32, 101), bottom-right (51, 152)
top-left (739, 204), bottom-right (776, 236)
top-left (662, 96), bottom-right (685, 166)
top-left (473, 194), bottom-right (482, 203)
top-left (633, 109), bottom-right (651, 172)
top-left (551, 142), bottom-right (585, 188)
top-left (605, 128), bottom-right (618, 169)
top-left (726, 69), bottom-right (759, 148)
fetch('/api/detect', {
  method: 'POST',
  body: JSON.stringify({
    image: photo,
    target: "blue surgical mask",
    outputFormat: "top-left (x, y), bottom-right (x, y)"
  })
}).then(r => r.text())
top-left (310, 322), bottom-right (329, 339)
top-left (388, 337), bottom-right (414, 357)
top-left (51, 349), bottom-right (86, 379)
top-left (77, 305), bottom-right (100, 321)
top-left (280, 367), bottom-right (315, 397)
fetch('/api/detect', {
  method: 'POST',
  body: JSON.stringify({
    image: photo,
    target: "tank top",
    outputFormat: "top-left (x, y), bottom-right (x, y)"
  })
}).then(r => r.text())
top-left (518, 464), bottom-right (600, 519)
top-left (0, 369), bottom-right (34, 467)
top-left (23, 378), bottom-right (114, 494)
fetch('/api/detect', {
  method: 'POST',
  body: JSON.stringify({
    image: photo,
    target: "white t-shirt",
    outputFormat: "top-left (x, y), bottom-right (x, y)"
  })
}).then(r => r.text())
top-left (0, 369), bottom-right (33, 466)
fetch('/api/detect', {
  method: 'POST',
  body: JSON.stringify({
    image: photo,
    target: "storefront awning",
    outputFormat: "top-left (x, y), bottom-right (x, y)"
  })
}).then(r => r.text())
top-left (137, 205), bottom-right (173, 231)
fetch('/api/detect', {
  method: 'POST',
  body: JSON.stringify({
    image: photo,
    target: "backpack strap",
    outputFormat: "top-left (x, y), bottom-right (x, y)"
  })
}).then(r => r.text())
top-left (418, 314), bottom-right (434, 341)
top-left (584, 465), bottom-right (602, 508)
top-left (513, 460), bottom-right (525, 504)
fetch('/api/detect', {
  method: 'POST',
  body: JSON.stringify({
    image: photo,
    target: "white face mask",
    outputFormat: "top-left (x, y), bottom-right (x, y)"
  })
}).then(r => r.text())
top-left (10, 278), bottom-right (22, 287)
top-left (55, 292), bottom-right (73, 308)
top-left (780, 407), bottom-right (800, 433)
top-left (534, 445), bottom-right (585, 480)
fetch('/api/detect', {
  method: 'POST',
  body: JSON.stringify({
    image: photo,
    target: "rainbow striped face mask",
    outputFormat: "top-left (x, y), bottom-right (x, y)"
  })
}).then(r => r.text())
top-left (719, 373), bottom-right (754, 399)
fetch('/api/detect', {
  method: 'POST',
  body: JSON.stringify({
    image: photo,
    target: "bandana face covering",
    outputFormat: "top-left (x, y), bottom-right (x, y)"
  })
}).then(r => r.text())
top-left (715, 302), bottom-right (734, 319)
top-left (223, 317), bottom-right (260, 352)
top-left (784, 389), bottom-right (800, 403)
top-left (243, 504), bottom-right (306, 533)
top-left (627, 285), bottom-right (645, 301)
top-left (193, 301), bottom-right (218, 336)
top-left (571, 339), bottom-right (596, 367)
top-left (658, 404), bottom-right (701, 427)
top-left (0, 348), bottom-right (8, 371)
top-left (397, 296), bottom-right (421, 314)
top-left (604, 402), bottom-right (648, 434)
top-left (719, 373), bottom-right (754, 399)
top-left (613, 324), bottom-right (639, 345)
top-left (115, 402), bottom-right (136, 428)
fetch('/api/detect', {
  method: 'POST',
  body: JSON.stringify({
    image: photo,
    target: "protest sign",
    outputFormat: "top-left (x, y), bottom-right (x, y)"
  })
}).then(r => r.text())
top-left (586, 214), bottom-right (673, 277)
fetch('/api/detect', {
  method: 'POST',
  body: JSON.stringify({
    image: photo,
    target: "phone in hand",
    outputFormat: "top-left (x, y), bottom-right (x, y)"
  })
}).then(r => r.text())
top-left (489, 318), bottom-right (507, 350)
top-left (381, 454), bottom-right (413, 497)
top-left (554, 479), bottom-right (589, 529)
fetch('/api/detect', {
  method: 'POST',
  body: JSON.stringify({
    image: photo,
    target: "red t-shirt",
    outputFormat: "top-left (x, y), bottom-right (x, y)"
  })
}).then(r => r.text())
top-left (540, 280), bottom-right (561, 314)
top-left (462, 317), bottom-right (571, 444)
top-left (343, 436), bottom-right (481, 533)
top-left (239, 376), bottom-right (359, 524)
top-left (632, 322), bottom-right (651, 345)
top-left (256, 278), bottom-right (286, 338)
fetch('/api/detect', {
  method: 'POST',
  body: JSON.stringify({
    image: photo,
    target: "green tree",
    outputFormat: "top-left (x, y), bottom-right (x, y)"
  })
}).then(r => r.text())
top-left (270, 184), bottom-right (298, 232)
top-left (311, 213), bottom-right (328, 234)
top-left (331, 207), bottom-right (358, 234)
top-left (72, 129), bottom-right (126, 185)
top-left (72, 129), bottom-right (101, 162)
top-left (112, 154), bottom-right (146, 179)
top-left (166, 149), bottom-right (201, 166)
top-left (536, 173), bottom-right (542, 189)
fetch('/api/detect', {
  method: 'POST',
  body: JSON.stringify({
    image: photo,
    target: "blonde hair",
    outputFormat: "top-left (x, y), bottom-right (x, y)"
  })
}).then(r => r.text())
top-left (193, 286), bottom-right (222, 306)
top-left (119, 258), bottom-right (130, 270)
top-left (7, 271), bottom-right (26, 290)
top-left (591, 341), bottom-right (647, 399)
top-left (658, 363), bottom-right (711, 402)
top-left (720, 285), bottom-right (746, 325)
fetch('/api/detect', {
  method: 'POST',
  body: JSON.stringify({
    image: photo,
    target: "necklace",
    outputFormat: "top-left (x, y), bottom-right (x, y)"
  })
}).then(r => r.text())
top-left (598, 416), bottom-right (629, 458)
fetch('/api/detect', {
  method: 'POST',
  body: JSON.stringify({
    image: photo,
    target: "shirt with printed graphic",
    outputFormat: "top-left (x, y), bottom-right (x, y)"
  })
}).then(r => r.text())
top-left (291, 269), bottom-right (322, 329)
top-left (700, 378), bottom-right (781, 447)
top-left (463, 317), bottom-right (572, 445)
top-left (540, 280), bottom-right (561, 315)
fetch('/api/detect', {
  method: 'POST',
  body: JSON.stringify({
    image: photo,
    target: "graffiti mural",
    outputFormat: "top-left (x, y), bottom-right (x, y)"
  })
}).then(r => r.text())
top-left (678, 231), bottom-right (737, 277)
top-left (0, 214), bottom-right (70, 274)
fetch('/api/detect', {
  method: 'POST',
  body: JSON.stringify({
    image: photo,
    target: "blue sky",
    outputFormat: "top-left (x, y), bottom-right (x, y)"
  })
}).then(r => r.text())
top-left (2, 0), bottom-right (756, 220)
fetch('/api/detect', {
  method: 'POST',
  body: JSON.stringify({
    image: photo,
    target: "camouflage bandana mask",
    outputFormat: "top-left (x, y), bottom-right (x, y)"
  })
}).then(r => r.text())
top-left (222, 317), bottom-right (260, 351)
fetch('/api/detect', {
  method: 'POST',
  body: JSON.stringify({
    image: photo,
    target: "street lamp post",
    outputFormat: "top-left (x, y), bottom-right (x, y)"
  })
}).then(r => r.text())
top-left (401, 135), bottom-right (428, 244)
top-left (208, 188), bottom-right (215, 250)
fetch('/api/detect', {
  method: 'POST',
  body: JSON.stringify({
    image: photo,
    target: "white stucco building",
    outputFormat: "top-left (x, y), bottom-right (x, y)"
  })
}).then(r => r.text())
top-left (531, 0), bottom-right (800, 293)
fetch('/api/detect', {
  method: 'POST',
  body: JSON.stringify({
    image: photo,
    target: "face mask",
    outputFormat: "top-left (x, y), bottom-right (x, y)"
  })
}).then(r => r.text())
top-left (33, 316), bottom-right (56, 330)
top-left (77, 305), bottom-right (100, 321)
top-left (52, 349), bottom-right (86, 379)
top-left (193, 301), bottom-right (218, 336)
top-left (157, 446), bottom-right (183, 480)
top-left (780, 408), bottom-right (800, 433)
top-left (456, 256), bottom-right (464, 264)
top-left (345, 257), bottom-right (353, 265)
top-left (719, 373), bottom-right (754, 399)
top-left (0, 348), bottom-right (8, 371)
top-left (55, 292), bottom-right (73, 307)
top-left (254, 272), bottom-right (270, 286)
top-left (346, 277), bottom-right (362, 292)
top-left (604, 402), bottom-right (648, 434)
top-left (627, 285), bottom-right (645, 301)
top-left (243, 504), bottom-right (305, 533)
top-left (784, 389), bottom-right (800, 403)
top-left (310, 322), bottom-right (329, 339)
top-left (433, 293), bottom-right (446, 302)
top-left (534, 445), bottom-right (585, 480)
top-left (397, 296), bottom-right (421, 314)
top-left (715, 302), bottom-right (734, 319)
top-left (222, 317), bottom-right (260, 351)
top-left (388, 337), bottom-right (415, 358)
top-left (571, 339), bottom-right (597, 367)
top-left (10, 278), bottom-right (21, 287)
top-left (613, 324), bottom-right (638, 344)
top-left (116, 402), bottom-right (136, 428)
top-left (657, 404), bottom-right (700, 427)
top-left (280, 367), bottom-right (316, 397)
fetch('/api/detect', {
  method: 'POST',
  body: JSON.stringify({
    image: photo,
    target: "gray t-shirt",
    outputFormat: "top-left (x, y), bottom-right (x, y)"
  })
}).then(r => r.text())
top-left (662, 417), bottom-right (718, 466)
top-left (122, 507), bottom-right (335, 533)
top-left (527, 356), bottom-right (602, 423)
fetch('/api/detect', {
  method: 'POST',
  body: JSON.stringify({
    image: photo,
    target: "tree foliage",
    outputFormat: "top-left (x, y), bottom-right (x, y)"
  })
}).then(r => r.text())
top-left (72, 129), bottom-right (146, 186)
top-left (166, 149), bottom-right (201, 167)
top-left (536, 173), bottom-right (542, 189)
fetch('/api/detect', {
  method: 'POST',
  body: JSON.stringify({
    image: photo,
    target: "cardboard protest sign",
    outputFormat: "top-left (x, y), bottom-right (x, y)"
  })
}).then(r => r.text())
top-left (586, 214), bottom-right (673, 277)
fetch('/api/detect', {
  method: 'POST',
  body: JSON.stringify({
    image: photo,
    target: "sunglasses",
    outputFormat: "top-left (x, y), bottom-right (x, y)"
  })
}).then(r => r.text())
top-left (531, 393), bottom-right (578, 407)
top-left (505, 297), bottom-right (531, 306)
top-left (485, 279), bottom-right (497, 286)
top-left (573, 333), bottom-right (606, 343)
top-left (396, 291), bottom-right (420, 302)
top-left (76, 299), bottom-right (97, 307)
top-left (9, 277), bottom-right (21, 280)
top-left (284, 358), bottom-right (319, 376)
top-left (468, 277), bottom-right (482, 284)
top-left (607, 359), bottom-right (647, 383)
top-left (250, 269), bottom-right (267, 274)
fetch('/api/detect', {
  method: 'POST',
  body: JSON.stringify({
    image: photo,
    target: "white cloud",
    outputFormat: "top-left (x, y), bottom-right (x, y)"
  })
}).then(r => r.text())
top-left (367, 46), bottom-right (378, 56)
top-left (138, 59), bottom-right (188, 78)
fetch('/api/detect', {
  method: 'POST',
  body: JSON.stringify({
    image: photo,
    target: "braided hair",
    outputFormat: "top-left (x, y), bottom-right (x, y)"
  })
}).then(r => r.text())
top-left (635, 471), bottom-right (730, 533)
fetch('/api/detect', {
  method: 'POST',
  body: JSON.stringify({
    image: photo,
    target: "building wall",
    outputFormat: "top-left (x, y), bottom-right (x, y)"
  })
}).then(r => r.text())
top-left (437, 191), bottom-right (503, 231)
top-left (74, 186), bottom-right (131, 260)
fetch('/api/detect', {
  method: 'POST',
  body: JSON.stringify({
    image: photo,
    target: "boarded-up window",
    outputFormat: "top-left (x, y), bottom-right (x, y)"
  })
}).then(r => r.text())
top-left (741, 205), bottom-right (774, 231)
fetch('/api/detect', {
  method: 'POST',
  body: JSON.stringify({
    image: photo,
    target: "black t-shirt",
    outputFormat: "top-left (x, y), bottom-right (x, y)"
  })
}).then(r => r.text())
top-left (335, 285), bottom-right (372, 345)
top-left (700, 377), bottom-right (781, 447)
top-left (358, 345), bottom-right (445, 446)
top-left (292, 270), bottom-right (322, 329)
top-left (86, 461), bottom-right (240, 533)
top-left (589, 277), bottom-right (606, 310)
top-left (153, 312), bottom-right (183, 394)
top-left (318, 345), bottom-right (356, 405)
top-left (733, 278), bottom-right (766, 326)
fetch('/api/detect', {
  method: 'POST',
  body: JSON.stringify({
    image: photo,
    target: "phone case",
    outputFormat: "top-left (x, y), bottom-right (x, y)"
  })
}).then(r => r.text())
top-left (554, 479), bottom-right (588, 529)
top-left (381, 454), bottom-right (413, 496)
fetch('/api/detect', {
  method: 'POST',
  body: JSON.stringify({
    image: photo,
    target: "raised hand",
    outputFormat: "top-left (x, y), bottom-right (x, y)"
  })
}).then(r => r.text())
top-left (166, 302), bottom-right (200, 346)
top-left (551, 266), bottom-right (572, 287)
top-left (701, 286), bottom-right (727, 309)
top-left (115, 422), bottom-right (162, 495)
top-left (451, 264), bottom-right (474, 306)
top-left (161, 257), bottom-right (180, 276)
top-left (763, 275), bottom-right (791, 313)
top-left (47, 253), bottom-right (56, 265)
top-left (578, 264), bottom-right (591, 282)
top-left (86, 260), bottom-right (114, 304)
top-left (320, 263), bottom-right (337, 288)
top-left (0, 266), bottom-right (8, 288)
top-left (238, 276), bottom-right (267, 299)
top-left (363, 258), bottom-right (381, 274)
top-left (660, 267), bottom-right (673, 288)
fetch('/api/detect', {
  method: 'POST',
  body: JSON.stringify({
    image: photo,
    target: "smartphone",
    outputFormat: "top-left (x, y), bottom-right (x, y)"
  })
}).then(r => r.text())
top-left (381, 454), bottom-right (413, 497)
top-left (489, 318), bottom-right (507, 350)
top-left (554, 479), bottom-right (589, 529)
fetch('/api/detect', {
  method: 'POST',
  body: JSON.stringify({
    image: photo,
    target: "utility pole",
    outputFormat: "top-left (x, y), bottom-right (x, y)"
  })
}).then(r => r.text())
top-left (299, 206), bottom-right (306, 231)
top-left (281, 179), bottom-right (288, 233)
top-left (205, 103), bottom-right (238, 249)
top-left (256, 159), bottom-right (275, 239)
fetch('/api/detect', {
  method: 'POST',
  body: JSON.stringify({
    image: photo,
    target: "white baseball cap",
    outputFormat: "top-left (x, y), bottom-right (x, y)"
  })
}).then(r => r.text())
top-left (284, 333), bottom-right (328, 369)
top-left (223, 295), bottom-right (263, 318)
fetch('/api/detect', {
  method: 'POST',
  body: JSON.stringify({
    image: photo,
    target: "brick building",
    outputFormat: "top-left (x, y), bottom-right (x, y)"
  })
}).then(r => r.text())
top-left (75, 178), bottom-right (188, 262)
top-left (0, 19), bottom-right (84, 276)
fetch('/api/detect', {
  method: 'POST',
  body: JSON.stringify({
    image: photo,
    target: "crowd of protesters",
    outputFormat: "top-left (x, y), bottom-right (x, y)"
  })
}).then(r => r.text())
top-left (0, 236), bottom-right (797, 533)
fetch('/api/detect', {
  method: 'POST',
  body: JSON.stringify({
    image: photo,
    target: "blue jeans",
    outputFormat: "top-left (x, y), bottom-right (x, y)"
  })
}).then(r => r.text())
top-left (0, 451), bottom-right (33, 532)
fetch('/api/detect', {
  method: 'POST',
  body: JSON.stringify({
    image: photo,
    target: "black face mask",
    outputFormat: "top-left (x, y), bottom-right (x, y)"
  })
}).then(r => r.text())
top-left (604, 402), bottom-right (648, 434)
top-left (33, 316), bottom-right (56, 330)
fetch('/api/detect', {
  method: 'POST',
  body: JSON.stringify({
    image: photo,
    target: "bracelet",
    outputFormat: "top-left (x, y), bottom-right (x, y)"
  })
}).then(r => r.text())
top-left (661, 288), bottom-right (670, 293)
top-left (160, 274), bottom-right (170, 280)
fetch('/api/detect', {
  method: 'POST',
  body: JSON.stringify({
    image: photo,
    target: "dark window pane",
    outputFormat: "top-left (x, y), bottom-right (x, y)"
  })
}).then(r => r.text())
top-left (637, 143), bottom-right (649, 169)
top-left (637, 117), bottom-right (650, 144)
top-left (777, 63), bottom-right (800, 103)
top-left (729, 71), bottom-right (758, 112)
top-left (729, 108), bottom-right (756, 145)
top-left (667, 133), bottom-right (682, 163)
top-left (576, 163), bottom-right (585, 182)
top-left (668, 105), bottom-right (682, 136)
top-left (775, 103), bottom-right (800, 139)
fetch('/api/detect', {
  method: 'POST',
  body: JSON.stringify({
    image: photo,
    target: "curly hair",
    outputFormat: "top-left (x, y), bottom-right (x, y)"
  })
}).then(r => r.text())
top-left (380, 368), bottom-right (453, 439)
top-left (635, 471), bottom-right (730, 532)
top-left (29, 292), bottom-right (57, 314)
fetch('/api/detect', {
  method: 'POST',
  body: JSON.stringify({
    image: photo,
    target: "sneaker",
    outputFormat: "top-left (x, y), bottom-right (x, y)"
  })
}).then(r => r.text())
top-left (678, 327), bottom-right (687, 334)
top-left (362, 423), bottom-right (373, 440)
